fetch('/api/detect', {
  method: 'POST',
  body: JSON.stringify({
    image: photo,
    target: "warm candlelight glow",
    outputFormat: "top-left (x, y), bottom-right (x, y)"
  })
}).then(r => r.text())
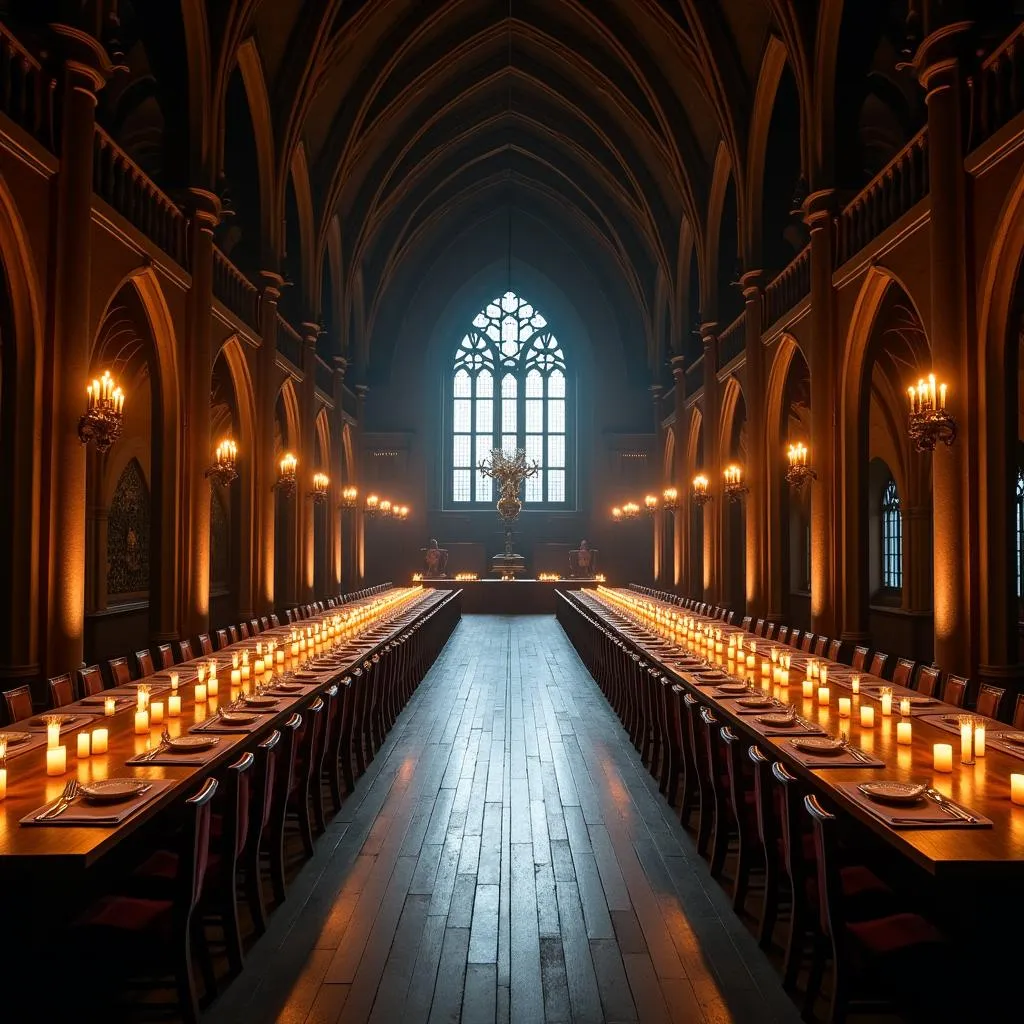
top-left (207, 677), bottom-right (218, 698)
top-left (168, 693), bottom-right (181, 717)
top-left (899, 697), bottom-right (911, 717)
top-left (802, 679), bottom-right (814, 698)
top-left (851, 674), bottom-right (860, 694)
top-left (787, 442), bottom-right (808, 467)
top-left (279, 451), bottom-right (297, 478)
top-left (77, 732), bottom-right (91, 758)
top-left (838, 697), bottom-right (851, 718)
top-left (194, 682), bottom-right (207, 702)
top-left (933, 743), bottom-right (953, 773)
top-left (45, 716), bottom-right (61, 750)
top-left (91, 728), bottom-right (108, 754)
top-left (880, 687), bottom-right (893, 716)
top-left (170, 671), bottom-right (179, 691)
top-left (860, 705), bottom-right (875, 728)
top-left (134, 709), bottom-right (149, 734)
top-left (817, 686), bottom-right (830, 706)
top-left (104, 696), bottom-right (116, 717)
top-left (46, 746), bottom-right (66, 776)
top-left (150, 701), bottom-right (164, 724)
top-left (1012, 774), bottom-right (1024, 806)
top-left (897, 721), bottom-right (912, 745)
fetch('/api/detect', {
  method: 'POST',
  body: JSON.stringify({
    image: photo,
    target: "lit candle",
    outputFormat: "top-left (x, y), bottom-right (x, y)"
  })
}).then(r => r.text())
top-left (770, 647), bottom-right (779, 665)
top-left (134, 709), bottom-right (149, 734)
top-left (254, 658), bottom-right (265, 676)
top-left (820, 666), bottom-right (828, 686)
top-left (136, 686), bottom-right (150, 711)
top-left (838, 697), bottom-right (851, 718)
top-left (197, 664), bottom-right (206, 684)
top-left (802, 679), bottom-right (814, 699)
top-left (746, 654), bottom-right (755, 671)
top-left (46, 717), bottom-right (61, 750)
top-left (150, 700), bottom-right (164, 724)
top-left (1011, 774), bottom-right (1024, 806)
top-left (170, 671), bottom-right (179, 691)
top-left (194, 682), bottom-right (207, 702)
top-left (256, 641), bottom-right (263, 657)
top-left (761, 660), bottom-right (770, 678)
top-left (933, 743), bottom-right (953, 773)
top-left (291, 642), bottom-right (300, 657)
top-left (241, 665), bottom-right (250, 682)
top-left (276, 650), bottom-right (285, 666)
top-left (76, 732), bottom-right (91, 758)
top-left (208, 659), bottom-right (217, 678)
top-left (168, 693), bottom-right (181, 717)
top-left (897, 721), bottom-right (913, 745)
top-left (207, 677), bottom-right (218, 698)
top-left (860, 705), bottom-right (875, 728)
top-left (91, 728), bottom-right (108, 754)
top-left (851, 674), bottom-right (860, 694)
top-left (104, 696), bottom-right (117, 717)
top-left (899, 697), bottom-right (911, 717)
top-left (0, 767), bottom-right (6, 801)
top-left (232, 653), bottom-right (239, 670)
top-left (975, 722), bottom-right (986, 757)
top-left (46, 746), bottom-right (66, 776)
top-left (817, 686), bottom-right (830, 706)
top-left (781, 668), bottom-right (790, 687)
top-left (880, 688), bottom-right (893, 716)
top-left (231, 668), bottom-right (241, 688)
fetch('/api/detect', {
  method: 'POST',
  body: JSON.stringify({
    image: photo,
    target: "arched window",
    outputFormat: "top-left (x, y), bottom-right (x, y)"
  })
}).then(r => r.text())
top-left (881, 478), bottom-right (902, 589)
top-left (449, 292), bottom-right (571, 507)
top-left (1016, 469), bottom-right (1024, 600)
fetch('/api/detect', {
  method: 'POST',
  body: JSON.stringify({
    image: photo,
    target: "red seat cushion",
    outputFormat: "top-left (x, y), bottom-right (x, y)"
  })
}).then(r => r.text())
top-left (847, 912), bottom-right (944, 956)
top-left (74, 894), bottom-right (174, 942)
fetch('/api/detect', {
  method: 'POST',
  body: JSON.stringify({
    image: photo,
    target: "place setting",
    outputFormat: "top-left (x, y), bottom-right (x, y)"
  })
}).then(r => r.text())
top-left (189, 702), bottom-right (265, 735)
top-left (835, 779), bottom-right (992, 830)
top-left (0, 728), bottom-right (48, 760)
top-left (25, 712), bottom-right (97, 734)
top-left (783, 730), bottom-right (885, 769)
top-left (743, 706), bottom-right (828, 738)
top-left (124, 729), bottom-right (224, 767)
top-left (20, 777), bottom-right (175, 827)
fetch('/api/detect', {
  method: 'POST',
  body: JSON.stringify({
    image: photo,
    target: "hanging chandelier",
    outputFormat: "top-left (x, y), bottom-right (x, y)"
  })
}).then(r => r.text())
top-left (310, 472), bottom-right (330, 504)
top-left (277, 452), bottom-right (297, 496)
top-left (692, 474), bottom-right (712, 507)
top-left (723, 464), bottom-right (748, 503)
top-left (662, 487), bottom-right (680, 511)
top-left (205, 438), bottom-right (238, 486)
top-left (907, 374), bottom-right (955, 452)
top-left (784, 442), bottom-right (816, 488)
top-left (78, 370), bottom-right (125, 453)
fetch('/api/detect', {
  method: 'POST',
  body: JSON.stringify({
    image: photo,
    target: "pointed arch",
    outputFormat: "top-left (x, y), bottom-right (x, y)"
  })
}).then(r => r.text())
top-left (234, 37), bottom-right (277, 254)
top-left (290, 142), bottom-right (317, 309)
top-left (703, 143), bottom-right (734, 319)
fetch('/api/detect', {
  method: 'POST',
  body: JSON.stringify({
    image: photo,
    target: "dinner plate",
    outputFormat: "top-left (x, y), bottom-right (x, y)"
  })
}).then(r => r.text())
top-left (716, 683), bottom-right (750, 695)
top-left (270, 682), bottom-right (304, 692)
top-left (737, 696), bottom-right (774, 709)
top-left (81, 779), bottom-right (150, 804)
top-left (28, 714), bottom-right (79, 728)
top-left (0, 730), bottom-right (30, 745)
top-left (242, 695), bottom-right (278, 708)
top-left (756, 712), bottom-right (798, 727)
top-left (858, 781), bottom-right (926, 805)
top-left (998, 731), bottom-right (1024, 746)
top-left (219, 711), bottom-right (259, 725)
top-left (907, 696), bottom-right (937, 706)
top-left (791, 737), bottom-right (845, 755)
top-left (165, 735), bottom-right (219, 752)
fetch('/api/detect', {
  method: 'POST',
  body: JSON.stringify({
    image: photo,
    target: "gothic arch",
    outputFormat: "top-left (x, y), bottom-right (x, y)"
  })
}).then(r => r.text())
top-left (704, 143), bottom-right (734, 319)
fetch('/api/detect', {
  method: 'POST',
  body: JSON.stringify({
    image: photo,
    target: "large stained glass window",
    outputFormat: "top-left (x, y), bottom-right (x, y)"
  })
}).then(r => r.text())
top-left (449, 292), bottom-right (571, 507)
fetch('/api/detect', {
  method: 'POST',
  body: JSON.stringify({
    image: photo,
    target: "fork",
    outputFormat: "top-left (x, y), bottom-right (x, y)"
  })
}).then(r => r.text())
top-left (839, 731), bottom-right (870, 762)
top-left (139, 731), bottom-right (172, 761)
top-left (37, 779), bottom-right (80, 820)
top-left (924, 787), bottom-right (975, 822)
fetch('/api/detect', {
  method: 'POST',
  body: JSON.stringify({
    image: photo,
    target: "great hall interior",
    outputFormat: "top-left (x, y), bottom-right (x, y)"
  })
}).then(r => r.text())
top-left (2, 1), bottom-right (1024, 1022)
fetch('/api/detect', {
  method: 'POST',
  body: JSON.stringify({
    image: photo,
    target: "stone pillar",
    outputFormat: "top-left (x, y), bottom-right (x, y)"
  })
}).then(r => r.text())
top-left (802, 190), bottom-right (838, 638)
top-left (671, 356), bottom-right (687, 590)
top-left (700, 326), bottom-right (720, 603)
top-left (255, 272), bottom-right (282, 614)
top-left (354, 385), bottom-right (369, 583)
top-left (299, 323), bottom-right (319, 602)
top-left (44, 27), bottom-right (110, 675)
top-left (650, 384), bottom-right (663, 584)
top-left (917, 23), bottom-right (973, 676)
top-left (741, 271), bottom-right (767, 617)
top-left (180, 190), bottom-right (220, 638)
top-left (330, 357), bottom-right (348, 596)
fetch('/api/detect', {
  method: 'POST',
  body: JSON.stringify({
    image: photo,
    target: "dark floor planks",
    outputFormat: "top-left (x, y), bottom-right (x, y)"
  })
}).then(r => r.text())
top-left (206, 615), bottom-right (800, 1024)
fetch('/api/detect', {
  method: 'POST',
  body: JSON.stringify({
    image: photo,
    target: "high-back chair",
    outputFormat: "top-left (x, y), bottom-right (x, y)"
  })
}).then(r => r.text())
top-left (227, 625), bottom-right (239, 645)
top-left (107, 656), bottom-right (131, 687)
top-left (156, 643), bottom-right (176, 669)
top-left (868, 651), bottom-right (888, 678)
top-left (238, 622), bottom-right (250, 640)
top-left (244, 729), bottom-right (281, 935)
top-left (813, 635), bottom-right (829, 657)
top-left (197, 634), bottom-right (213, 657)
top-left (135, 649), bottom-right (154, 679)
top-left (800, 633), bottom-right (815, 653)
top-left (828, 639), bottom-right (843, 662)
top-left (2, 685), bottom-right (32, 724)
top-left (915, 665), bottom-right (941, 698)
top-left (77, 664), bottom-right (104, 698)
top-left (851, 646), bottom-right (870, 671)
top-left (891, 658), bottom-right (916, 689)
top-left (943, 674), bottom-right (969, 708)
top-left (177, 639), bottom-right (194, 663)
top-left (47, 673), bottom-right (75, 708)
top-left (976, 684), bottom-right (1006, 720)
top-left (776, 626), bottom-right (790, 645)
top-left (267, 713), bottom-right (303, 906)
top-left (215, 628), bottom-right (229, 650)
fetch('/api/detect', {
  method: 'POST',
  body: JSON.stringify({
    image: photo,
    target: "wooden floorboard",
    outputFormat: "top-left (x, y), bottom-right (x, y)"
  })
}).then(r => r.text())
top-left (206, 614), bottom-right (801, 1023)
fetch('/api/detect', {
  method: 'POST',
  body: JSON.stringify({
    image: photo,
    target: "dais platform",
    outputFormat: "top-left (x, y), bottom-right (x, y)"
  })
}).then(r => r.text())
top-left (421, 579), bottom-right (597, 613)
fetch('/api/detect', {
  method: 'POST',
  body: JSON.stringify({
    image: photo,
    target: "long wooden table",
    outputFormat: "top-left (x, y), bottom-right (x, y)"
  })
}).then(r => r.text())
top-left (560, 588), bottom-right (1024, 884)
top-left (0, 587), bottom-right (459, 878)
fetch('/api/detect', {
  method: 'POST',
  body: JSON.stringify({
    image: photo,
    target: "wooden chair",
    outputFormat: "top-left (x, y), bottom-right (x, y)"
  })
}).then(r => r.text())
top-left (107, 656), bottom-right (131, 687)
top-left (915, 665), bottom-right (941, 698)
top-left (1013, 693), bottom-right (1024, 730)
top-left (267, 713), bottom-right (303, 905)
top-left (156, 643), bottom-right (176, 669)
top-left (249, 618), bottom-right (261, 636)
top-left (270, 614), bottom-right (281, 628)
top-left (828, 639), bottom-right (842, 662)
top-left (682, 693), bottom-right (714, 857)
top-left (215, 628), bottom-right (229, 650)
top-left (943, 674), bottom-right (968, 707)
top-left (3, 685), bottom-right (32, 724)
top-left (868, 651), bottom-right (888, 678)
top-left (775, 626), bottom-right (789, 645)
top-left (748, 746), bottom-right (781, 949)
top-left (135, 649), bottom-right (155, 678)
top-left (238, 622), bottom-right (250, 640)
top-left (73, 778), bottom-right (219, 1023)
top-left (720, 724), bottom-right (759, 913)
top-left (260, 616), bottom-right (270, 630)
top-left (77, 664), bottom-right (104, 698)
top-left (197, 634), bottom-right (213, 656)
top-left (754, 618), bottom-right (766, 637)
top-left (47, 673), bottom-right (75, 708)
top-left (813, 635), bottom-right (829, 657)
top-left (890, 658), bottom-right (916, 689)
top-left (851, 646), bottom-right (870, 670)
top-left (800, 633), bottom-right (815, 653)
top-left (227, 626), bottom-right (239, 645)
top-left (244, 729), bottom-right (281, 935)
top-left (177, 639), bottom-right (194, 663)
top-left (976, 684), bottom-right (1006, 720)
top-left (789, 629), bottom-right (801, 648)
top-left (699, 706), bottom-right (734, 879)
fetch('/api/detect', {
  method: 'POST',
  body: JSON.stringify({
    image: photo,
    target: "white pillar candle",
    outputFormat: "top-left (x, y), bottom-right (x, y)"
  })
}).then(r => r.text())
top-left (256, 641), bottom-right (263, 657)
top-left (745, 654), bottom-right (755, 671)
top-left (838, 697), bottom-right (851, 718)
top-left (207, 678), bottom-right (218, 698)
top-left (0, 767), bottom-right (8, 800)
top-left (91, 728), bottom-right (108, 754)
top-left (150, 701), bottom-right (164, 724)
top-left (254, 658), bottom-right (265, 676)
top-left (208, 659), bottom-right (217, 678)
top-left (850, 674), bottom-right (860, 694)
top-left (817, 686), bottom-right (830, 706)
top-left (276, 650), bottom-right (285, 666)
top-left (897, 721), bottom-right (913, 745)
top-left (46, 719), bottom-right (61, 749)
top-left (104, 697), bottom-right (117, 717)
top-left (76, 732), bottom-right (91, 758)
top-left (231, 669), bottom-right (241, 688)
top-left (196, 665), bottom-right (206, 684)
top-left (170, 671), bottom-right (179, 691)
top-left (168, 694), bottom-right (181, 717)
top-left (802, 679), bottom-right (814, 699)
top-left (880, 690), bottom-right (893, 717)
top-left (820, 666), bottom-right (828, 686)
top-left (241, 665), bottom-right (250, 681)
top-left (232, 653), bottom-right (239, 670)
top-left (1011, 774), bottom-right (1024, 806)
top-left (933, 743), bottom-right (953, 773)
top-left (975, 722), bottom-right (986, 758)
top-left (136, 688), bottom-right (149, 712)
top-left (46, 746), bottom-right (66, 776)
top-left (242, 650), bottom-right (249, 666)
top-left (781, 669), bottom-right (790, 687)
top-left (194, 682), bottom-right (207, 702)
top-left (761, 660), bottom-right (770, 678)
top-left (134, 709), bottom-right (149, 734)
top-left (899, 697), bottom-right (911, 717)
top-left (860, 705), bottom-right (875, 728)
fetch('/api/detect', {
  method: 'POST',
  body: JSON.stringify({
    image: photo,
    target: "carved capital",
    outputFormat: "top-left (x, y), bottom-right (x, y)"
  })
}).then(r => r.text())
top-left (913, 21), bottom-right (973, 93)
top-left (739, 269), bottom-right (765, 302)
top-left (801, 188), bottom-right (837, 230)
top-left (258, 269), bottom-right (285, 302)
top-left (49, 23), bottom-right (113, 91)
top-left (670, 354), bottom-right (686, 382)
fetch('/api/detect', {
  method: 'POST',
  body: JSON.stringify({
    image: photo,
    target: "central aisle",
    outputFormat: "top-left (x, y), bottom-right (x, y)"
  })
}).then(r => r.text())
top-left (209, 615), bottom-right (798, 1023)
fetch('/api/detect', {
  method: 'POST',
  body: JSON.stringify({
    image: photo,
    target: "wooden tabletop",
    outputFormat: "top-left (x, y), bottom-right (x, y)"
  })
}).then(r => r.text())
top-left (563, 589), bottom-right (1024, 881)
top-left (0, 588), bottom-right (455, 870)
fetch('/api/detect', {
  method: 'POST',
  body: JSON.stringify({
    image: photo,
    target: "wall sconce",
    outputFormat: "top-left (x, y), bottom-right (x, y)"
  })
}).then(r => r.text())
top-left (310, 472), bottom-right (330, 504)
top-left (644, 495), bottom-right (659, 515)
top-left (365, 493), bottom-right (380, 517)
top-left (205, 438), bottom-right (238, 486)
top-left (723, 464), bottom-right (748, 503)
top-left (785, 442), bottom-right (816, 487)
top-left (379, 499), bottom-right (393, 518)
top-left (340, 485), bottom-right (358, 510)
top-left (692, 474), bottom-right (712, 507)
top-left (277, 452), bottom-right (297, 496)
top-left (395, 504), bottom-right (409, 521)
top-left (78, 370), bottom-right (125, 453)
top-left (662, 487), bottom-right (680, 511)
top-left (907, 373), bottom-right (955, 451)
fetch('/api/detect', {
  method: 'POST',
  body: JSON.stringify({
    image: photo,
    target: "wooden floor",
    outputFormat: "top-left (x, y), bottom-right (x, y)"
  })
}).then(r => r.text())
top-left (207, 615), bottom-right (800, 1023)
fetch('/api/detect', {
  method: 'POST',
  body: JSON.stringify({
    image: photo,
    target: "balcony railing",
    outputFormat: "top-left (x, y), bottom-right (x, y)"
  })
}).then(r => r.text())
top-left (836, 126), bottom-right (929, 267)
top-left (717, 309), bottom-right (746, 366)
top-left (213, 246), bottom-right (259, 330)
top-left (93, 127), bottom-right (187, 267)
top-left (975, 23), bottom-right (1024, 150)
top-left (315, 355), bottom-right (334, 395)
top-left (276, 313), bottom-right (302, 367)
top-left (0, 25), bottom-right (54, 149)
top-left (761, 245), bottom-right (810, 330)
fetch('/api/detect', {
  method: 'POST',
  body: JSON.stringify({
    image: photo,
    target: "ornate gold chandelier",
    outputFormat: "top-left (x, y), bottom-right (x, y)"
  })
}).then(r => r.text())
top-left (477, 447), bottom-right (539, 523)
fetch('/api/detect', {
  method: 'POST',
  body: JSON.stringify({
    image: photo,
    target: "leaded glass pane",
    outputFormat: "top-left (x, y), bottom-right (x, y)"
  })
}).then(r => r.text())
top-left (525, 473), bottom-right (542, 503)
top-left (525, 399), bottom-right (543, 433)
top-left (881, 480), bottom-right (902, 589)
top-left (453, 399), bottom-right (471, 432)
top-left (502, 400), bottom-right (516, 433)
top-left (453, 470), bottom-right (471, 502)
top-left (548, 435), bottom-right (565, 468)
top-left (502, 434), bottom-right (517, 454)
top-left (549, 369), bottom-right (565, 397)
top-left (501, 374), bottom-right (517, 398)
top-left (547, 470), bottom-right (565, 503)
top-left (475, 399), bottom-right (493, 433)
top-left (525, 369), bottom-right (543, 397)
top-left (476, 370), bottom-right (493, 397)
top-left (453, 435), bottom-right (471, 467)
top-left (525, 435), bottom-right (543, 466)
top-left (547, 399), bottom-right (565, 433)
top-left (454, 369), bottom-right (471, 397)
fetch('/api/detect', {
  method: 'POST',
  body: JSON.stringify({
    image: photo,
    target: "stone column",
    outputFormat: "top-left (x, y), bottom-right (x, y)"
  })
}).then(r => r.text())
top-left (741, 270), bottom-right (767, 617)
top-left (700, 325), bottom-right (720, 603)
top-left (44, 27), bottom-right (110, 675)
top-left (650, 384), bottom-right (663, 584)
top-left (802, 190), bottom-right (838, 638)
top-left (671, 356), bottom-right (687, 590)
top-left (917, 23), bottom-right (973, 676)
top-left (255, 272), bottom-right (282, 614)
top-left (354, 385), bottom-right (369, 583)
top-left (330, 357), bottom-right (348, 596)
top-left (180, 189), bottom-right (220, 638)
top-left (299, 323), bottom-right (319, 602)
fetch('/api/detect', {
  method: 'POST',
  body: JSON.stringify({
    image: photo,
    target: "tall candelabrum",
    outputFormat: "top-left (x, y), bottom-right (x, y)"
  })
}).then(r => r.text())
top-left (477, 448), bottom-right (539, 557)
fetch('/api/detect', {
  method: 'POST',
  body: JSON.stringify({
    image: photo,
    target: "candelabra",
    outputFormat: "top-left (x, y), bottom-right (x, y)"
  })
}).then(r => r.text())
top-left (277, 452), bottom-right (297, 496)
top-left (340, 485), bottom-right (358, 510)
top-left (907, 373), bottom-right (955, 452)
top-left (310, 472), bottom-right (330, 504)
top-left (365, 493), bottom-right (380, 517)
top-left (784, 442), bottom-right (816, 487)
top-left (78, 370), bottom-right (125, 453)
top-left (612, 501), bottom-right (641, 522)
top-left (692, 474), bottom-right (712, 507)
top-left (644, 495), bottom-right (658, 515)
top-left (662, 487), bottom-right (680, 511)
top-left (205, 438), bottom-right (238, 486)
top-left (723, 464), bottom-right (748, 503)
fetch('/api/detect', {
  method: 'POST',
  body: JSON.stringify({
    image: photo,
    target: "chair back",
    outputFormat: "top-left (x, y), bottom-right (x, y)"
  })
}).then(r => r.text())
top-left (892, 658), bottom-right (916, 688)
top-left (943, 674), bottom-right (968, 707)
top-left (800, 633), bottom-right (814, 652)
top-left (250, 619), bottom-right (261, 636)
top-left (916, 665), bottom-right (941, 698)
top-left (260, 616), bottom-right (270, 631)
top-left (215, 628), bottom-right (229, 650)
top-left (177, 639), bottom-right (193, 663)
top-left (47, 673), bottom-right (75, 708)
top-left (197, 634), bottom-right (213, 656)
top-left (238, 622), bottom-right (250, 640)
top-left (803, 794), bottom-right (840, 940)
top-left (789, 629), bottom-right (801, 648)
top-left (851, 646), bottom-right (869, 670)
top-left (747, 745), bottom-right (777, 851)
top-left (221, 751), bottom-right (255, 862)
top-left (77, 665), bottom-right (104, 698)
top-left (254, 730), bottom-right (282, 831)
top-left (754, 619), bottom-right (766, 637)
top-left (868, 651), bottom-right (888, 678)
top-left (156, 643), bottom-right (175, 669)
top-left (976, 684), bottom-right (1005, 720)
top-left (813, 635), bottom-right (828, 656)
top-left (2, 685), bottom-right (32, 724)
top-left (181, 778), bottom-right (219, 911)
top-left (828, 638), bottom-right (842, 662)
top-left (107, 656), bottom-right (131, 687)
top-left (775, 626), bottom-right (789, 645)
top-left (135, 649), bottom-right (154, 678)
top-left (228, 625), bottom-right (239, 644)
top-left (771, 761), bottom-right (810, 895)
top-left (270, 614), bottom-right (280, 628)
top-left (1013, 693), bottom-right (1024, 731)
